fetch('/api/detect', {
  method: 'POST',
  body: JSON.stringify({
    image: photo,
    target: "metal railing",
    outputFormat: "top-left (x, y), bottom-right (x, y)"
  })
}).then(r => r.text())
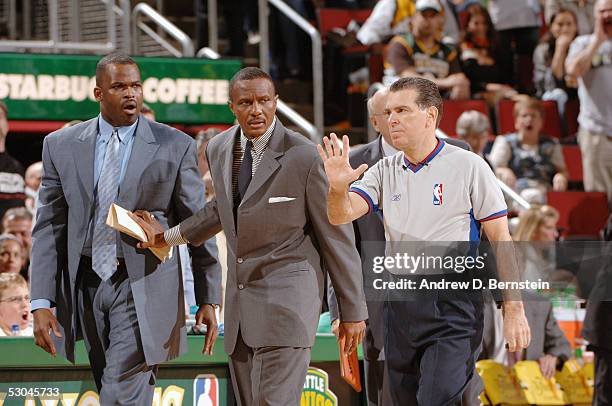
top-left (207, 0), bottom-right (219, 53)
top-left (258, 0), bottom-right (324, 139)
top-left (132, 3), bottom-right (194, 57)
top-left (196, 46), bottom-right (318, 141)
top-left (0, 0), bottom-right (124, 53)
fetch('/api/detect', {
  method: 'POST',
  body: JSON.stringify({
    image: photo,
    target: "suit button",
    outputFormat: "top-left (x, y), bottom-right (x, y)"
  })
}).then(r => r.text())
top-left (237, 257), bottom-right (244, 264)
top-left (238, 283), bottom-right (244, 290)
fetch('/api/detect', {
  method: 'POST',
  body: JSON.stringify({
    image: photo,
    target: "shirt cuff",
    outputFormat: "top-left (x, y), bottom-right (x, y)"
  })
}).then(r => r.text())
top-left (30, 299), bottom-right (52, 313)
top-left (164, 225), bottom-right (189, 246)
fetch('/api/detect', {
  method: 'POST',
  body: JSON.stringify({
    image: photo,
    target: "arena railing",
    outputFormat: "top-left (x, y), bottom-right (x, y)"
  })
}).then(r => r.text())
top-left (196, 46), bottom-right (319, 141)
top-left (132, 2), bottom-right (194, 57)
top-left (0, 0), bottom-right (126, 53)
top-left (258, 0), bottom-right (324, 140)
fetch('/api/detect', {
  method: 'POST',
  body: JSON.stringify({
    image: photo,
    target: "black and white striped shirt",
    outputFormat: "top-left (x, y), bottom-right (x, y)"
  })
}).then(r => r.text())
top-left (165, 117), bottom-right (277, 246)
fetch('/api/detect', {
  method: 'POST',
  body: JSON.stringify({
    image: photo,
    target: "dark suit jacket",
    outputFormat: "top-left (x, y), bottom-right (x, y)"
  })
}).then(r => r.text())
top-left (30, 116), bottom-right (220, 365)
top-left (482, 294), bottom-right (572, 363)
top-left (179, 120), bottom-right (368, 354)
top-left (582, 227), bottom-right (612, 350)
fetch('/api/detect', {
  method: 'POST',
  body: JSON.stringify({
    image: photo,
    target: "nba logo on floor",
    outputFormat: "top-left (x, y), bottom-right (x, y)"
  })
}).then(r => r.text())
top-left (194, 374), bottom-right (219, 406)
top-left (433, 184), bottom-right (443, 205)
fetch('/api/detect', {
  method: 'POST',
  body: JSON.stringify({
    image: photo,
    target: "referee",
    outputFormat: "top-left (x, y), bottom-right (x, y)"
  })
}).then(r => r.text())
top-left (318, 77), bottom-right (531, 405)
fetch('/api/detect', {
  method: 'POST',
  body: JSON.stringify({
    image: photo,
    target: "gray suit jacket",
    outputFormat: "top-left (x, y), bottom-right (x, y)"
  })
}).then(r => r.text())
top-left (180, 120), bottom-right (368, 354)
top-left (30, 116), bottom-right (220, 365)
top-left (482, 295), bottom-right (571, 363)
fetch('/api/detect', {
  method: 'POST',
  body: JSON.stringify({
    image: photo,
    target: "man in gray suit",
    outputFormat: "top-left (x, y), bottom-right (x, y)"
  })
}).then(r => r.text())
top-left (30, 53), bottom-right (220, 405)
top-left (133, 67), bottom-right (368, 405)
top-left (481, 293), bottom-right (571, 378)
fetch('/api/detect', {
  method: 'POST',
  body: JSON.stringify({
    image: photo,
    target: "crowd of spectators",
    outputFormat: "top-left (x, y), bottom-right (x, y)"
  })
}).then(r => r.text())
top-left (0, 5), bottom-right (610, 400)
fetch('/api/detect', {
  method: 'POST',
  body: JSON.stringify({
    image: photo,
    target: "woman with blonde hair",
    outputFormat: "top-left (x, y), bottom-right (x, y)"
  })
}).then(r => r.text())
top-left (514, 205), bottom-right (579, 293)
top-left (514, 205), bottom-right (560, 242)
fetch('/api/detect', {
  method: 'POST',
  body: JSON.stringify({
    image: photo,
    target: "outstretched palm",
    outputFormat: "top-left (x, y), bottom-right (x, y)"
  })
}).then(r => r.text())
top-left (317, 133), bottom-right (368, 191)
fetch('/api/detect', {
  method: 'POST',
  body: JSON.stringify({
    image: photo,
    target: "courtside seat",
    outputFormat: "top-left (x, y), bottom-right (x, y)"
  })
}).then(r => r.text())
top-left (562, 145), bottom-right (583, 184)
top-left (547, 191), bottom-right (609, 238)
top-left (439, 99), bottom-right (489, 137)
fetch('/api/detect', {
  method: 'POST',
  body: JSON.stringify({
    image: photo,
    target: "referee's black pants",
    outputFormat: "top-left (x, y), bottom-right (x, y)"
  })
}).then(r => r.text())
top-left (383, 299), bottom-right (483, 406)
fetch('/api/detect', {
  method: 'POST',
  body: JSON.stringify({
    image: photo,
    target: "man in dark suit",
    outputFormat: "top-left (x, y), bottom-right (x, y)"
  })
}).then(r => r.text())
top-left (133, 67), bottom-right (368, 405)
top-left (328, 87), bottom-right (395, 406)
top-left (582, 215), bottom-right (612, 405)
top-left (30, 53), bottom-right (220, 405)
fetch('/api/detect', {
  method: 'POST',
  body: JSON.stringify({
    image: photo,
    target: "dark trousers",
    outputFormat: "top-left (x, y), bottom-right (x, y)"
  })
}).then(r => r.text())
top-left (229, 329), bottom-right (311, 406)
top-left (594, 347), bottom-right (612, 406)
top-left (383, 300), bottom-right (483, 405)
top-left (363, 301), bottom-right (387, 405)
top-left (76, 257), bottom-right (157, 406)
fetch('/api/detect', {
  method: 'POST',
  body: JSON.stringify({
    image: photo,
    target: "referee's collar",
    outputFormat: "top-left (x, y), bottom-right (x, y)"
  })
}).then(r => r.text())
top-left (402, 138), bottom-right (445, 173)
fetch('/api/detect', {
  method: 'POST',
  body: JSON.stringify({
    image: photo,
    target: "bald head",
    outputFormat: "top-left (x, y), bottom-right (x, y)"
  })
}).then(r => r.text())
top-left (368, 88), bottom-right (394, 144)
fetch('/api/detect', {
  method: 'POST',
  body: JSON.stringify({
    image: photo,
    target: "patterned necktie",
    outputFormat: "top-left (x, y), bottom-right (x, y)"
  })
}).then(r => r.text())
top-left (237, 140), bottom-right (254, 203)
top-left (92, 128), bottom-right (121, 281)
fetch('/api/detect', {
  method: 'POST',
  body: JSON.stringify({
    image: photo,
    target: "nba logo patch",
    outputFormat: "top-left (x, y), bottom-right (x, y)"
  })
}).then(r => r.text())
top-left (433, 184), bottom-right (443, 205)
top-left (194, 374), bottom-right (219, 406)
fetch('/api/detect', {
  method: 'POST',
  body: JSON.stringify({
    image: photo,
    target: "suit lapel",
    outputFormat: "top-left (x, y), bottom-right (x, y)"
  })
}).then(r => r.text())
top-left (216, 126), bottom-right (240, 208)
top-left (240, 120), bottom-right (285, 204)
top-left (118, 117), bottom-right (160, 204)
top-left (73, 118), bottom-right (99, 204)
top-left (373, 136), bottom-right (384, 162)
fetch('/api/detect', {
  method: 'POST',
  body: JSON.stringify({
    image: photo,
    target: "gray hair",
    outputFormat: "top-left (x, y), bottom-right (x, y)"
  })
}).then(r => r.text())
top-left (456, 110), bottom-right (490, 137)
top-left (0, 234), bottom-right (23, 249)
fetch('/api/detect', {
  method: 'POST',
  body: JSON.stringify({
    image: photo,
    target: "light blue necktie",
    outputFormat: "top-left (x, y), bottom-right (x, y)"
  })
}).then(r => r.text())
top-left (92, 128), bottom-right (121, 281)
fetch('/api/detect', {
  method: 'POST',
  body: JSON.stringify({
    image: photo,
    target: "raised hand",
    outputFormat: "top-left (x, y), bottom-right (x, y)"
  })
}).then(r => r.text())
top-left (316, 133), bottom-right (368, 191)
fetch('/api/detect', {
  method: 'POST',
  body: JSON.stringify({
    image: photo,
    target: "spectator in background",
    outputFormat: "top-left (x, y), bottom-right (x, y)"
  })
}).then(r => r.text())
top-left (533, 9), bottom-right (579, 115)
top-left (0, 101), bottom-right (26, 221)
top-left (456, 110), bottom-right (493, 165)
top-left (141, 103), bottom-right (155, 121)
top-left (514, 205), bottom-right (561, 242)
top-left (546, 0), bottom-right (595, 35)
top-left (481, 291), bottom-right (571, 379)
top-left (566, 0), bottom-right (612, 207)
top-left (0, 235), bottom-right (24, 275)
top-left (2, 208), bottom-right (33, 279)
top-left (191, 129), bottom-right (224, 322)
top-left (488, 0), bottom-right (542, 92)
top-left (61, 120), bottom-right (82, 129)
top-left (0, 273), bottom-right (32, 337)
top-left (460, 5), bottom-right (517, 100)
top-left (489, 97), bottom-right (568, 204)
top-left (24, 162), bottom-right (42, 215)
top-left (195, 129), bottom-right (220, 199)
top-left (386, 0), bottom-right (471, 99)
top-left (357, 0), bottom-right (416, 45)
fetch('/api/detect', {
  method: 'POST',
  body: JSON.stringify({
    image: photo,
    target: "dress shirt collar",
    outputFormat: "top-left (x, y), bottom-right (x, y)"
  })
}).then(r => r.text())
top-left (381, 135), bottom-right (400, 157)
top-left (240, 116), bottom-right (277, 154)
top-left (98, 114), bottom-right (139, 144)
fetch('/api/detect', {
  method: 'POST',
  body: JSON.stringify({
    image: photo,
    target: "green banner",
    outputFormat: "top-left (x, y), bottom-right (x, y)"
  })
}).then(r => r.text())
top-left (0, 53), bottom-right (241, 124)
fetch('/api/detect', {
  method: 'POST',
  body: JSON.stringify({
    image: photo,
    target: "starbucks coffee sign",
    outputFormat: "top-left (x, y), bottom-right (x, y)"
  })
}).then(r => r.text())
top-left (0, 53), bottom-right (241, 124)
